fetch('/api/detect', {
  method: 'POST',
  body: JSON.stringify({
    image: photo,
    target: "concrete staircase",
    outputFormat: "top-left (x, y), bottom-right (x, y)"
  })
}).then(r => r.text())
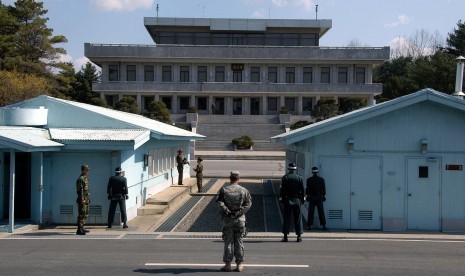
top-left (137, 179), bottom-right (195, 216)
top-left (195, 115), bottom-right (285, 152)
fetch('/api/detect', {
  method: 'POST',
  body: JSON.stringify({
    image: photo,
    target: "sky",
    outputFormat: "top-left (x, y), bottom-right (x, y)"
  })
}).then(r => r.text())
top-left (3, 0), bottom-right (465, 71)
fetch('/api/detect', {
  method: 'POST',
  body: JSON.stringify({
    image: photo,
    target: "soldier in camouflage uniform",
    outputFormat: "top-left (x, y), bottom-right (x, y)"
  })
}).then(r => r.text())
top-left (76, 164), bottom-right (91, 235)
top-left (216, 171), bottom-right (252, 272)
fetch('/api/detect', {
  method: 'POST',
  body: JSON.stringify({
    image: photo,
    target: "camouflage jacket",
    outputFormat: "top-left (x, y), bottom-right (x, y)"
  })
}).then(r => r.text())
top-left (76, 174), bottom-right (90, 203)
top-left (216, 182), bottom-right (252, 222)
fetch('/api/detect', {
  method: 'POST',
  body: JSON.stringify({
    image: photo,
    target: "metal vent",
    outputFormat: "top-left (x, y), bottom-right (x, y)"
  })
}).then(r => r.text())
top-left (89, 205), bottom-right (102, 216)
top-left (59, 205), bottom-right (73, 215)
top-left (358, 210), bottom-right (373, 221)
top-left (328, 210), bottom-right (343, 220)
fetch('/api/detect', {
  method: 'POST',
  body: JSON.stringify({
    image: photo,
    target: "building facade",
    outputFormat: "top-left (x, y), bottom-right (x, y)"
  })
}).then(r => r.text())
top-left (271, 89), bottom-right (465, 232)
top-left (85, 17), bottom-right (390, 116)
top-left (0, 96), bottom-right (203, 229)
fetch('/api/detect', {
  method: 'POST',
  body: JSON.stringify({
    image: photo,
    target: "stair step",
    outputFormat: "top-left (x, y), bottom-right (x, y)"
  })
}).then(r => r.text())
top-left (137, 205), bottom-right (167, 215)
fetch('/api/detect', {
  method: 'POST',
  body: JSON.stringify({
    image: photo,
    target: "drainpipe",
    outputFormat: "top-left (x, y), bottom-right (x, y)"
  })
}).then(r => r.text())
top-left (39, 152), bottom-right (44, 228)
top-left (9, 150), bottom-right (15, 233)
top-left (452, 56), bottom-right (465, 99)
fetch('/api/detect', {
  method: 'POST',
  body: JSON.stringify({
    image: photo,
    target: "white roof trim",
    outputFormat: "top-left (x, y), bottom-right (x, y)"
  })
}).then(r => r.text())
top-left (0, 126), bottom-right (63, 152)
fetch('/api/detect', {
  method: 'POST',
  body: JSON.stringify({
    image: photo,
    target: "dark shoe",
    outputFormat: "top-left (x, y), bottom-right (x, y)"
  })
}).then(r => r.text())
top-left (281, 236), bottom-right (288, 242)
top-left (296, 236), bottom-right (302, 242)
top-left (123, 224), bottom-right (128, 229)
top-left (107, 224), bottom-right (112, 228)
top-left (82, 227), bottom-right (90, 233)
top-left (220, 263), bottom-right (232, 272)
top-left (76, 228), bottom-right (86, 235)
top-left (322, 226), bottom-right (329, 231)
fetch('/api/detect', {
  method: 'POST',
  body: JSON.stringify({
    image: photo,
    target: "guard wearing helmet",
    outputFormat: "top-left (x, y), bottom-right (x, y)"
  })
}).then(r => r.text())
top-left (306, 166), bottom-right (328, 231)
top-left (280, 162), bottom-right (305, 242)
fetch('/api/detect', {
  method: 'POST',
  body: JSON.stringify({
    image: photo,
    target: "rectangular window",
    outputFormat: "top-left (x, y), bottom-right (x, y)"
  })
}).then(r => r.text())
top-left (285, 97), bottom-right (296, 112)
top-left (144, 65), bottom-right (154, 82)
top-left (303, 67), bottom-right (313, 83)
top-left (250, 67), bottom-right (260, 82)
top-left (266, 33), bottom-right (281, 46)
top-left (301, 33), bottom-right (318, 46)
top-left (180, 66), bottom-right (190, 82)
top-left (162, 66), bottom-right (172, 82)
top-left (161, 96), bottom-right (172, 110)
top-left (338, 67), bottom-right (348, 84)
top-left (303, 97), bottom-right (313, 111)
top-left (232, 33), bottom-right (245, 45)
top-left (127, 65), bottom-right (136, 82)
top-left (268, 67), bottom-right (278, 83)
top-left (419, 166), bottom-right (429, 178)
top-left (321, 67), bottom-right (331, 83)
top-left (179, 96), bottom-right (190, 110)
top-left (282, 34), bottom-right (299, 46)
top-left (197, 97), bottom-right (208, 110)
top-left (233, 71), bottom-right (242, 82)
top-left (143, 96), bottom-right (155, 110)
top-left (268, 97), bottom-right (278, 111)
top-left (211, 33), bottom-right (229, 45)
top-left (247, 34), bottom-right (264, 45)
top-left (285, 67), bottom-right (295, 83)
top-left (108, 65), bottom-right (119, 82)
top-left (197, 66), bottom-right (207, 82)
top-left (356, 67), bottom-right (366, 84)
top-left (177, 32), bottom-right (193, 44)
top-left (194, 32), bottom-right (210, 45)
top-left (215, 66), bottom-right (225, 82)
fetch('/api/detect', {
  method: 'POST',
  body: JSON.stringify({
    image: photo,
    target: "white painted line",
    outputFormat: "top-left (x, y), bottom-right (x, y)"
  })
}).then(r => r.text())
top-left (145, 263), bottom-right (309, 268)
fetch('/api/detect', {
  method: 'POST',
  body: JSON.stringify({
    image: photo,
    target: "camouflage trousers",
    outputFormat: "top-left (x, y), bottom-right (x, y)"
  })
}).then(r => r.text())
top-left (77, 203), bottom-right (89, 228)
top-left (222, 220), bottom-right (246, 263)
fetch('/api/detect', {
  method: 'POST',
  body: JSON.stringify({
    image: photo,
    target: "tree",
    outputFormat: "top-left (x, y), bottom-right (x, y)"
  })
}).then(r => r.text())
top-left (0, 70), bottom-right (51, 106)
top-left (0, 2), bottom-right (19, 70)
top-left (72, 62), bottom-right (101, 104)
top-left (445, 20), bottom-right (465, 57)
top-left (310, 98), bottom-right (339, 121)
top-left (53, 61), bottom-right (76, 98)
top-left (391, 29), bottom-right (444, 59)
top-left (338, 97), bottom-right (367, 113)
top-left (89, 97), bottom-right (108, 107)
top-left (374, 56), bottom-right (417, 102)
top-left (146, 101), bottom-right (172, 124)
top-left (114, 96), bottom-right (139, 114)
top-left (5, 0), bottom-right (67, 75)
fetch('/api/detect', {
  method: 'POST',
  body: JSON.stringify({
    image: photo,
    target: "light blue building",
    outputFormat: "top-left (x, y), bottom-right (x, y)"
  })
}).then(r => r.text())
top-left (272, 89), bottom-right (465, 232)
top-left (0, 95), bottom-right (204, 231)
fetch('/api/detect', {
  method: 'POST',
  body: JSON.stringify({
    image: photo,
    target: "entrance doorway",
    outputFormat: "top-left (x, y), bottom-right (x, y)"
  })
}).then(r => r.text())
top-left (407, 157), bottom-right (441, 230)
top-left (233, 98), bottom-right (242, 115)
top-left (250, 98), bottom-right (260, 115)
top-left (3, 152), bottom-right (31, 219)
top-left (214, 97), bottom-right (225, 115)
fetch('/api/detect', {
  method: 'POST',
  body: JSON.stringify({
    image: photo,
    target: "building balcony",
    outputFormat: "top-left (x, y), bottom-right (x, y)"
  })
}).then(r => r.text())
top-left (85, 43), bottom-right (390, 64)
top-left (92, 81), bottom-right (382, 95)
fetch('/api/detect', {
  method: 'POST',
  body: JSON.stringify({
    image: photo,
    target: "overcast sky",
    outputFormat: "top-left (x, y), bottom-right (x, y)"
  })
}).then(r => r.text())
top-left (3, 0), bottom-right (465, 71)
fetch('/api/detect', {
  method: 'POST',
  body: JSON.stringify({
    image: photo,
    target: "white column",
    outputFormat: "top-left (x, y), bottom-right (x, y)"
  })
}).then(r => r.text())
top-left (9, 150), bottom-right (15, 233)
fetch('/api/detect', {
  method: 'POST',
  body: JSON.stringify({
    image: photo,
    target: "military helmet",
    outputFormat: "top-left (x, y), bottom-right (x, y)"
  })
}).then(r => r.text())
top-left (288, 163), bottom-right (297, 170)
top-left (312, 166), bottom-right (319, 173)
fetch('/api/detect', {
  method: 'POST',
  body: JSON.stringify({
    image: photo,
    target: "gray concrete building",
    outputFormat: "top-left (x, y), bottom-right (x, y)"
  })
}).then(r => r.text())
top-left (85, 17), bottom-right (390, 116)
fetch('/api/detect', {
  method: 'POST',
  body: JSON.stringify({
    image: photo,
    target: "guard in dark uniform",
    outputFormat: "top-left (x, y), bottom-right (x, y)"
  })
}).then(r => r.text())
top-left (306, 166), bottom-right (328, 231)
top-left (176, 149), bottom-right (188, 185)
top-left (107, 167), bottom-right (129, 228)
top-left (193, 157), bottom-right (204, 192)
top-left (280, 162), bottom-right (305, 242)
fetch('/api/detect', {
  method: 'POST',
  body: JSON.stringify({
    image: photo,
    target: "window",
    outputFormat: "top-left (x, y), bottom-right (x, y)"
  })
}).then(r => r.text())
top-left (247, 34), bottom-right (264, 45)
top-left (143, 96), bottom-right (155, 110)
top-left (127, 65), bottom-right (136, 81)
top-left (232, 34), bottom-right (245, 45)
top-left (180, 66), bottom-right (190, 82)
top-left (338, 67), bottom-right (348, 84)
top-left (161, 96), bottom-right (172, 110)
top-left (197, 66), bottom-right (207, 82)
top-left (144, 65), bottom-right (154, 82)
top-left (419, 166), bottom-right (429, 178)
top-left (301, 33), bottom-right (318, 46)
top-left (268, 97), bottom-right (278, 111)
top-left (194, 32), bottom-right (210, 45)
top-left (197, 97), bottom-right (208, 110)
top-left (157, 31), bottom-right (176, 44)
top-left (321, 67), bottom-right (330, 83)
top-left (266, 33), bottom-right (281, 46)
top-left (179, 96), bottom-right (190, 110)
top-left (162, 66), bottom-right (172, 82)
top-left (268, 67), bottom-right (278, 83)
top-left (303, 97), bottom-right (313, 111)
top-left (303, 67), bottom-right (313, 83)
top-left (250, 67), bottom-right (260, 82)
top-left (285, 97), bottom-right (296, 112)
top-left (233, 71), bottom-right (242, 82)
top-left (108, 65), bottom-right (119, 81)
top-left (356, 67), bottom-right (366, 84)
top-left (177, 32), bottom-right (193, 44)
top-left (211, 33), bottom-right (229, 45)
top-left (215, 66), bottom-right (225, 82)
top-left (282, 34), bottom-right (299, 46)
top-left (285, 67), bottom-right (295, 83)
top-left (105, 95), bottom-right (118, 107)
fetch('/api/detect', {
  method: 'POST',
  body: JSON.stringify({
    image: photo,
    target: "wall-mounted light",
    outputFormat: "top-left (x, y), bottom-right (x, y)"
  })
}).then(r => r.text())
top-left (347, 139), bottom-right (355, 153)
top-left (420, 139), bottom-right (428, 154)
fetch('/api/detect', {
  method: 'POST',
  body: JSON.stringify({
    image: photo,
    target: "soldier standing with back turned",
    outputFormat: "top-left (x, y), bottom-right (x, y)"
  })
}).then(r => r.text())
top-left (216, 171), bottom-right (252, 272)
top-left (107, 166), bottom-right (129, 229)
top-left (280, 162), bottom-right (304, 242)
top-left (76, 164), bottom-right (91, 235)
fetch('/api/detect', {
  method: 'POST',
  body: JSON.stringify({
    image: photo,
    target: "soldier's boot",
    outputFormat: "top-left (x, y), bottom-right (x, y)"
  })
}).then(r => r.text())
top-left (281, 234), bottom-right (288, 242)
top-left (76, 227), bottom-right (86, 235)
top-left (220, 262), bottom-right (232, 272)
top-left (236, 263), bottom-right (244, 272)
top-left (82, 226), bottom-right (90, 233)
